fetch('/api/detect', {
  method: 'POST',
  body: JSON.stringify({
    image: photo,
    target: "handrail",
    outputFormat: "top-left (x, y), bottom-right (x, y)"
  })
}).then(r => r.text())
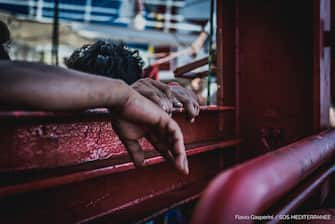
top-left (267, 164), bottom-right (335, 224)
top-left (192, 129), bottom-right (335, 224)
top-left (0, 139), bottom-right (241, 198)
top-left (0, 106), bottom-right (239, 223)
top-left (0, 106), bottom-right (231, 122)
top-left (175, 69), bottom-right (217, 79)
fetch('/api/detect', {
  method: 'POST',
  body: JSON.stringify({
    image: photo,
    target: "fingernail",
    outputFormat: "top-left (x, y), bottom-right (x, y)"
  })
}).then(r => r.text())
top-left (184, 158), bottom-right (189, 175)
top-left (184, 166), bottom-right (189, 175)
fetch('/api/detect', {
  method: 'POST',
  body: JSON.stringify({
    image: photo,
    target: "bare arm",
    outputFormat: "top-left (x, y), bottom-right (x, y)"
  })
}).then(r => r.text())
top-left (0, 61), bottom-right (129, 110)
top-left (0, 61), bottom-right (189, 175)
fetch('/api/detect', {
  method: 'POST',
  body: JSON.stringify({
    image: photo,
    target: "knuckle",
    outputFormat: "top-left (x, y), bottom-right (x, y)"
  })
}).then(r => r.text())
top-left (148, 91), bottom-right (156, 98)
top-left (164, 89), bottom-right (172, 96)
top-left (184, 98), bottom-right (191, 104)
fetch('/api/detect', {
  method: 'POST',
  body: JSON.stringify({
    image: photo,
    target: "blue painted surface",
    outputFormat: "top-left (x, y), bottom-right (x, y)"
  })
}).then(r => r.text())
top-left (0, 0), bottom-right (123, 25)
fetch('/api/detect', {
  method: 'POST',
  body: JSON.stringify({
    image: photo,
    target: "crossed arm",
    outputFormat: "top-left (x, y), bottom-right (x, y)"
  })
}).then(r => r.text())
top-left (0, 61), bottom-right (189, 175)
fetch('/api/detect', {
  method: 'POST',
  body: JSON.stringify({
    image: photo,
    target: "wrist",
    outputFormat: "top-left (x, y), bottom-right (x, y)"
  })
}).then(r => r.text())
top-left (105, 79), bottom-right (132, 108)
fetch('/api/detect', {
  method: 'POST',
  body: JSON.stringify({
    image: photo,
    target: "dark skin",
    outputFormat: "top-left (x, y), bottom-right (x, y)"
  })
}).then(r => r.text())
top-left (0, 61), bottom-right (189, 175)
top-left (65, 40), bottom-right (200, 119)
top-left (131, 78), bottom-right (200, 121)
top-left (169, 84), bottom-right (200, 121)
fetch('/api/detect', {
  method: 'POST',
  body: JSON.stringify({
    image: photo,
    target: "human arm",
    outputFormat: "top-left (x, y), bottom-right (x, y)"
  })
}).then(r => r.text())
top-left (0, 61), bottom-right (189, 175)
top-left (0, 61), bottom-right (130, 110)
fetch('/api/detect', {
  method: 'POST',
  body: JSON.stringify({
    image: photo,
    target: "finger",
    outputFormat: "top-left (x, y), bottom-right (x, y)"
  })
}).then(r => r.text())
top-left (171, 90), bottom-right (198, 120)
top-left (193, 101), bottom-right (200, 116)
top-left (159, 97), bottom-right (172, 114)
top-left (166, 119), bottom-right (189, 175)
top-left (161, 97), bottom-right (173, 114)
top-left (141, 81), bottom-right (172, 113)
top-left (138, 89), bottom-right (168, 111)
top-left (160, 94), bottom-right (173, 114)
top-left (149, 79), bottom-right (173, 98)
top-left (146, 134), bottom-right (175, 164)
top-left (196, 104), bottom-right (200, 116)
top-left (189, 102), bottom-right (199, 123)
top-left (121, 139), bottom-right (145, 167)
top-left (172, 98), bottom-right (183, 108)
top-left (189, 89), bottom-right (200, 103)
top-left (168, 98), bottom-right (173, 114)
top-left (178, 94), bottom-right (197, 121)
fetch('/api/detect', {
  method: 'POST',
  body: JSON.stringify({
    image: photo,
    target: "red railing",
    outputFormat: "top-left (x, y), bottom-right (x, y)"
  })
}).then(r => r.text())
top-left (192, 129), bottom-right (335, 224)
top-left (0, 106), bottom-right (239, 223)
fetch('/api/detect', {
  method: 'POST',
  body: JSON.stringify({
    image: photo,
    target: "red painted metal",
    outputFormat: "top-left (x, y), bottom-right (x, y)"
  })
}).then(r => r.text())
top-left (0, 151), bottom-right (226, 223)
top-left (236, 0), bottom-right (317, 159)
top-left (0, 106), bottom-right (233, 120)
top-left (331, 0), bottom-right (335, 103)
top-left (216, 0), bottom-right (224, 106)
top-left (0, 106), bottom-right (235, 172)
top-left (176, 69), bottom-right (215, 80)
top-left (0, 139), bottom-right (240, 198)
top-left (0, 106), bottom-right (239, 223)
top-left (314, 0), bottom-right (331, 131)
top-left (192, 129), bottom-right (335, 224)
top-left (174, 57), bottom-right (209, 77)
top-left (267, 164), bottom-right (335, 224)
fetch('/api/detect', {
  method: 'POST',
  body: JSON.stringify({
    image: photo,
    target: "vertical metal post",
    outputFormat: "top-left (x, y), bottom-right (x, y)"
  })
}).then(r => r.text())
top-left (84, 0), bottom-right (92, 23)
top-left (36, 0), bottom-right (43, 20)
top-left (28, 0), bottom-right (34, 18)
top-left (207, 0), bottom-right (215, 105)
top-left (52, 0), bottom-right (59, 65)
top-left (313, 0), bottom-right (331, 130)
top-left (164, 0), bottom-right (173, 32)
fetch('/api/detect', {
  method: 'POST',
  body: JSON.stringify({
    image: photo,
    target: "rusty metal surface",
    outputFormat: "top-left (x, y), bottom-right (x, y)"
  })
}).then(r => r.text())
top-left (0, 139), bottom-right (240, 198)
top-left (0, 106), bottom-right (238, 223)
top-left (192, 129), bottom-right (335, 224)
top-left (0, 106), bottom-right (235, 172)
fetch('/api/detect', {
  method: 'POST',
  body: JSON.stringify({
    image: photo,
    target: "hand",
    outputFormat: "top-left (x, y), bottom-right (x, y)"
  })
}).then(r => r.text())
top-left (169, 84), bottom-right (200, 122)
top-left (131, 78), bottom-right (200, 121)
top-left (0, 61), bottom-right (189, 175)
top-left (111, 87), bottom-right (189, 175)
top-left (132, 78), bottom-right (173, 114)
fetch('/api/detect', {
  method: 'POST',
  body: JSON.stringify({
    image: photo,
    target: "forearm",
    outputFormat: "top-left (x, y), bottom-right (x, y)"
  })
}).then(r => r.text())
top-left (0, 61), bottom-right (130, 110)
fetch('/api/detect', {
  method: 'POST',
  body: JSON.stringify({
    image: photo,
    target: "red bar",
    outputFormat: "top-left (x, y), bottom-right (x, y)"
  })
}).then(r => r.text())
top-left (174, 57), bottom-right (209, 76)
top-left (0, 139), bottom-right (240, 198)
top-left (0, 106), bottom-right (235, 172)
top-left (268, 164), bottom-right (335, 224)
top-left (0, 106), bottom-right (239, 223)
top-left (192, 129), bottom-right (335, 224)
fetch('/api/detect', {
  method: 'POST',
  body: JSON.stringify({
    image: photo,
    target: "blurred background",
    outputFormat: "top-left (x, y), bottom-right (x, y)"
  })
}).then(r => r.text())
top-left (0, 0), bottom-right (213, 79)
